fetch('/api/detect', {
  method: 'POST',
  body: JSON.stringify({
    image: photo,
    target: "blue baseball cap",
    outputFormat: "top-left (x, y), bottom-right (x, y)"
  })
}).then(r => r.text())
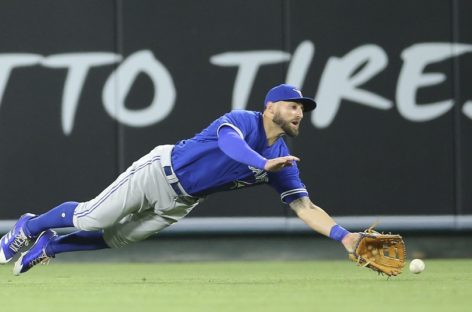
top-left (264, 84), bottom-right (317, 112)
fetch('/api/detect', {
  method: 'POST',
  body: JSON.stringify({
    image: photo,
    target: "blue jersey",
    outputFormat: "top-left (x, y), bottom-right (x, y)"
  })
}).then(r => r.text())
top-left (171, 110), bottom-right (308, 204)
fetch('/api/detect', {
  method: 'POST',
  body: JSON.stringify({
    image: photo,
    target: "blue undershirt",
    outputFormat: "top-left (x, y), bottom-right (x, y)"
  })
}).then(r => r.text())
top-left (217, 126), bottom-right (268, 170)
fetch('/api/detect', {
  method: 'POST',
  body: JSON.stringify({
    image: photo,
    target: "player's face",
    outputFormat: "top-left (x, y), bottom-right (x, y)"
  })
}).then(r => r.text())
top-left (272, 101), bottom-right (304, 137)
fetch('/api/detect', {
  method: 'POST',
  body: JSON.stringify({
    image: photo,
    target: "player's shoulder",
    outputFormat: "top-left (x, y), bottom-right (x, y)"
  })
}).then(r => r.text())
top-left (221, 110), bottom-right (262, 129)
top-left (224, 109), bottom-right (261, 120)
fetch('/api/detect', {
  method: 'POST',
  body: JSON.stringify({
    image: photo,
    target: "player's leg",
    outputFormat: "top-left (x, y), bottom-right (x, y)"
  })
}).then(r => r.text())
top-left (12, 230), bottom-right (56, 275)
top-left (102, 195), bottom-right (200, 249)
top-left (13, 196), bottom-right (200, 275)
top-left (0, 213), bottom-right (37, 263)
top-left (72, 147), bottom-right (169, 232)
top-left (12, 209), bottom-right (183, 275)
top-left (24, 201), bottom-right (78, 237)
top-left (13, 230), bottom-right (108, 275)
top-left (14, 213), bottom-right (162, 275)
top-left (1, 147), bottom-right (162, 264)
top-left (0, 202), bottom-right (80, 264)
top-left (102, 211), bottom-right (174, 248)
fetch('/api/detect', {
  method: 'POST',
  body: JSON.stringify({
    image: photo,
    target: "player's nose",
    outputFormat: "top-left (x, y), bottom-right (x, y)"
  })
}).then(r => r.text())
top-left (297, 108), bottom-right (303, 119)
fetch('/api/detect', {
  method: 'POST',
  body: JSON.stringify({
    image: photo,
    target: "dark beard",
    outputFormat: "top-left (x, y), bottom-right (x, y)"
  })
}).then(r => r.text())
top-left (273, 112), bottom-right (299, 137)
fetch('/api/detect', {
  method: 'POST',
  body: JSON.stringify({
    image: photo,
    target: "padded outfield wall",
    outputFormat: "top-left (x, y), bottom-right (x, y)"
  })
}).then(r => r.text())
top-left (0, 0), bottom-right (471, 232)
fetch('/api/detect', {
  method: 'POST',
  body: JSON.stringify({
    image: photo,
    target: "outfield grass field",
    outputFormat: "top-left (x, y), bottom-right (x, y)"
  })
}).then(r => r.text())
top-left (1, 259), bottom-right (471, 312)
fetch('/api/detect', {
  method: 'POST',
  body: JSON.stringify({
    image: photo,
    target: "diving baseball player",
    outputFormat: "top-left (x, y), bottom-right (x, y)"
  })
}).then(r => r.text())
top-left (0, 84), bottom-right (359, 275)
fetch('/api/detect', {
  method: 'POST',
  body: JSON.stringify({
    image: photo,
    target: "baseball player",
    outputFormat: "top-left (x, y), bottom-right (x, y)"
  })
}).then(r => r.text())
top-left (0, 84), bottom-right (359, 275)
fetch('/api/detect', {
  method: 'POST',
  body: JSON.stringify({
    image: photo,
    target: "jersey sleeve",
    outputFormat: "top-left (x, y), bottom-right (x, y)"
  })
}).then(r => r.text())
top-left (268, 162), bottom-right (308, 204)
top-left (267, 141), bottom-right (308, 204)
top-left (217, 126), bottom-right (267, 170)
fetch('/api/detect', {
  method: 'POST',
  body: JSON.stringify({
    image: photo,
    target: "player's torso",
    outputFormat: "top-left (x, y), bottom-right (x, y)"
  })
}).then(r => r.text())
top-left (171, 111), bottom-right (289, 196)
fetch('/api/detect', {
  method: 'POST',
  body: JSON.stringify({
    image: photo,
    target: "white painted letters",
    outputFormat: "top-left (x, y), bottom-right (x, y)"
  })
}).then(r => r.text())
top-left (286, 41), bottom-right (315, 89)
top-left (102, 50), bottom-right (175, 127)
top-left (312, 45), bottom-right (392, 128)
top-left (42, 53), bottom-right (121, 134)
top-left (397, 43), bottom-right (472, 122)
top-left (0, 42), bottom-right (471, 135)
top-left (210, 51), bottom-right (290, 109)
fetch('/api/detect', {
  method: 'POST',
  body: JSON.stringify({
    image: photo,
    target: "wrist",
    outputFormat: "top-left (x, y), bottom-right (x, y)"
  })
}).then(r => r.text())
top-left (341, 232), bottom-right (361, 253)
top-left (260, 158), bottom-right (268, 170)
top-left (329, 224), bottom-right (350, 242)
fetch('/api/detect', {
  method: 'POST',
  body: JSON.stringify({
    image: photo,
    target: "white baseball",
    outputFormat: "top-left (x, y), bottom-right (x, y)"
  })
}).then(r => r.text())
top-left (409, 259), bottom-right (425, 274)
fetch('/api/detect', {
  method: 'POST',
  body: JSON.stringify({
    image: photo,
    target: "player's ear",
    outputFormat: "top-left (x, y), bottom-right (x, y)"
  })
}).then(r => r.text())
top-left (266, 101), bottom-right (275, 113)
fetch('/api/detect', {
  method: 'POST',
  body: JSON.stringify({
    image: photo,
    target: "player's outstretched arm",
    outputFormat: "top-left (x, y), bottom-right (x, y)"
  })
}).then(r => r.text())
top-left (289, 197), bottom-right (360, 251)
top-left (289, 197), bottom-right (336, 236)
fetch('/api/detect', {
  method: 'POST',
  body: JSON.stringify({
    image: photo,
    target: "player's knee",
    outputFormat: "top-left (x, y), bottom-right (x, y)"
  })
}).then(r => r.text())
top-left (102, 228), bottom-right (148, 249)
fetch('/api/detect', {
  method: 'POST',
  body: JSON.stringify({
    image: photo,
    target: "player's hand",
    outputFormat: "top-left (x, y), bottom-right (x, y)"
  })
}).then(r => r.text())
top-left (341, 232), bottom-right (361, 253)
top-left (264, 155), bottom-right (300, 172)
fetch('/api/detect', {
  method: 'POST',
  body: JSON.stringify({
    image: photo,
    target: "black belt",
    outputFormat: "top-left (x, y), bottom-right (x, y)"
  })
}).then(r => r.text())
top-left (163, 165), bottom-right (184, 196)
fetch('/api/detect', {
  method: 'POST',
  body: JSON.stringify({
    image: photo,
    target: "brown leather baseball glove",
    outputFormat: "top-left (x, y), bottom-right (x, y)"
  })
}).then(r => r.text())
top-left (349, 227), bottom-right (406, 276)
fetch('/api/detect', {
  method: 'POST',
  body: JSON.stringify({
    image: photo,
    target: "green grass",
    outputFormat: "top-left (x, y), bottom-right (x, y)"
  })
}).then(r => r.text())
top-left (1, 260), bottom-right (471, 312)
